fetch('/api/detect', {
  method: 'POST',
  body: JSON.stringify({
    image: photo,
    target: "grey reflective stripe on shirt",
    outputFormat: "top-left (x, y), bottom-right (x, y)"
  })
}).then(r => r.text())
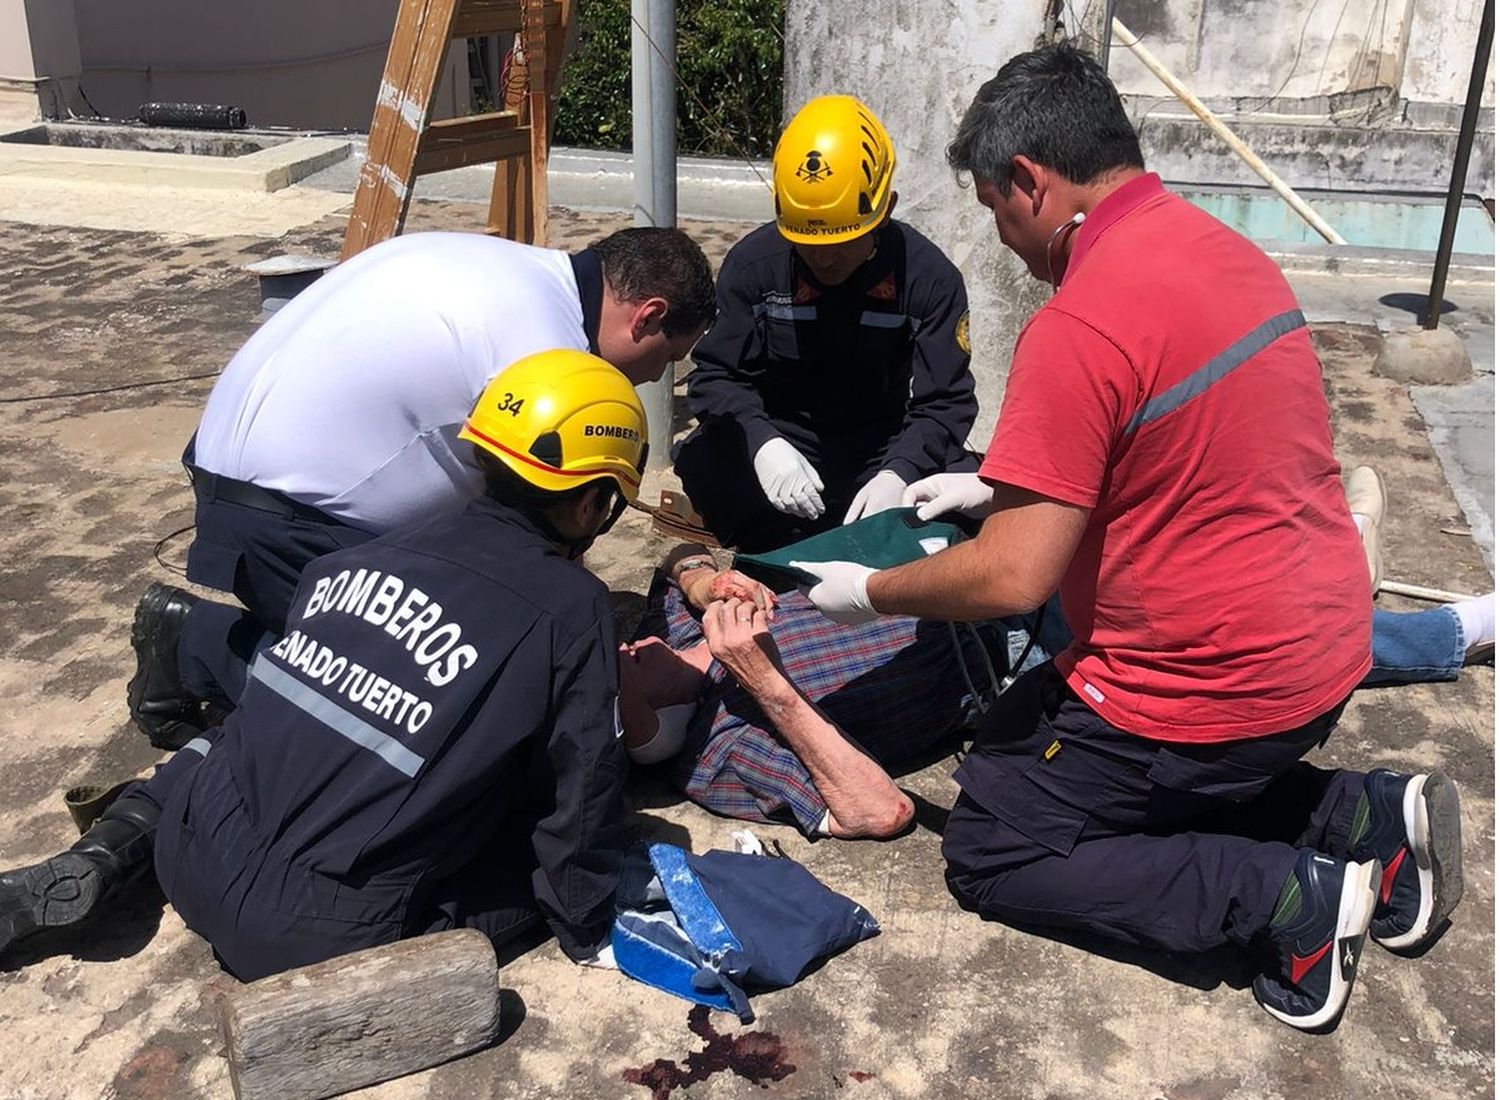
top-left (249, 657), bottom-right (426, 778)
top-left (858, 310), bottom-right (909, 329)
top-left (1123, 309), bottom-right (1307, 436)
top-left (182, 737), bottom-right (212, 758)
top-left (751, 302), bottom-right (817, 322)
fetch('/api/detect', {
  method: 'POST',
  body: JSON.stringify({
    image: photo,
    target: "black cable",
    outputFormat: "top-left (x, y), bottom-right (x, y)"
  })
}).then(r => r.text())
top-left (1009, 608), bottom-right (1046, 683)
top-left (0, 371), bottom-right (219, 405)
top-left (152, 522), bottom-right (195, 577)
top-left (76, 81), bottom-right (104, 119)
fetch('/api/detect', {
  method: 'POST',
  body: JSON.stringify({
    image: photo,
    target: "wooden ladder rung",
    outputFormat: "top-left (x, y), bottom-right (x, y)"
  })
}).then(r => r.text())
top-left (451, 0), bottom-right (561, 37)
top-left (415, 112), bottom-right (530, 174)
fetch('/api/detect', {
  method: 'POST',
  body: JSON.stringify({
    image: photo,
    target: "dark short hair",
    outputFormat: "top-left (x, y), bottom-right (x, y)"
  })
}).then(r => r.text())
top-left (947, 42), bottom-right (1144, 193)
top-left (473, 446), bottom-right (607, 513)
top-left (592, 227), bottom-right (716, 338)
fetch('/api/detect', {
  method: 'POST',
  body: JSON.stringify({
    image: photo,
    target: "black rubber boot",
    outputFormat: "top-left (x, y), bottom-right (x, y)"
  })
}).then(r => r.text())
top-left (0, 794), bottom-right (159, 957)
top-left (127, 583), bottom-right (205, 751)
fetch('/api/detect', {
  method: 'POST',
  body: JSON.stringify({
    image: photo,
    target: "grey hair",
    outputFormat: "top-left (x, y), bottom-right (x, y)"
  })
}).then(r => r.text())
top-left (947, 42), bottom-right (1144, 192)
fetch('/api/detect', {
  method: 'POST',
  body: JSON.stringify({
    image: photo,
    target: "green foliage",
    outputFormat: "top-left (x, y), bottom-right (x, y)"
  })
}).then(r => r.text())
top-left (555, 0), bottom-right (785, 158)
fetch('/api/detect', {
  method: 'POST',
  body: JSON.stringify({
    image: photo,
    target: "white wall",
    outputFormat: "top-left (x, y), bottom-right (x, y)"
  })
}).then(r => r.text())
top-left (785, 0), bottom-right (1051, 444)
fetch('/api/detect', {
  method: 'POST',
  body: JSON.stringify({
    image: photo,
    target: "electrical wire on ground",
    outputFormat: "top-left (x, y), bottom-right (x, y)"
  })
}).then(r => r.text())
top-left (0, 371), bottom-right (220, 405)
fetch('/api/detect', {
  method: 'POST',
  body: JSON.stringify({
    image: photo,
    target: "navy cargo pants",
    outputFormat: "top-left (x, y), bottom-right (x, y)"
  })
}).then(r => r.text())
top-left (135, 733), bottom-right (541, 982)
top-left (176, 461), bottom-right (373, 708)
top-left (942, 662), bottom-right (1365, 953)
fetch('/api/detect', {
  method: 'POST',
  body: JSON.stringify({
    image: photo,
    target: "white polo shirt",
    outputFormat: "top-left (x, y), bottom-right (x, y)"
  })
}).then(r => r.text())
top-left (192, 232), bottom-right (590, 533)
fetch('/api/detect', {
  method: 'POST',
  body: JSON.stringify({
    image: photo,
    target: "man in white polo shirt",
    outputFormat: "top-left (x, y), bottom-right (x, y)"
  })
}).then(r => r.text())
top-left (129, 227), bottom-right (715, 748)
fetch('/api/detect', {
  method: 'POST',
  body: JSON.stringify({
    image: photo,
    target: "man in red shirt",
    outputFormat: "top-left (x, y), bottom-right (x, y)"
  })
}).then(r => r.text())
top-left (792, 44), bottom-right (1463, 1031)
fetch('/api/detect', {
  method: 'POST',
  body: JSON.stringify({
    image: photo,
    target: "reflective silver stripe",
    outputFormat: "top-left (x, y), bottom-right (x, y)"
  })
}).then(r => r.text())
top-left (751, 302), bottom-right (817, 322)
top-left (858, 310), bottom-right (909, 329)
top-left (1123, 309), bottom-right (1306, 435)
top-left (249, 657), bottom-right (425, 778)
top-left (182, 737), bottom-right (212, 758)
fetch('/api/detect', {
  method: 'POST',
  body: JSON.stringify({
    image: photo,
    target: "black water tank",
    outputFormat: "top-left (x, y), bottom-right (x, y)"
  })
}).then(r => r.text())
top-left (138, 102), bottom-right (248, 130)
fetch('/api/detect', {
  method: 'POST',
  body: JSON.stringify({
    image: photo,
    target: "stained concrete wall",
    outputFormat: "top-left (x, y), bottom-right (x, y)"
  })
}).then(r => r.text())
top-left (1109, 0), bottom-right (1492, 112)
top-left (64, 2), bottom-right (466, 130)
top-left (784, 2), bottom-right (1051, 445)
top-left (1404, 0), bottom-right (1495, 110)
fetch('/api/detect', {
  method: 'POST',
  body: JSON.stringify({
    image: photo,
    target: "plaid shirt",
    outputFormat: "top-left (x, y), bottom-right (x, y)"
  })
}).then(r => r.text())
top-left (640, 575), bottom-right (1004, 836)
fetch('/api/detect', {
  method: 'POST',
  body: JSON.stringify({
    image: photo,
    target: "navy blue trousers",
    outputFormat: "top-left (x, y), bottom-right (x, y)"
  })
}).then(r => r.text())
top-left (139, 732), bottom-right (541, 982)
top-left (176, 485), bottom-right (373, 707)
top-left (942, 663), bottom-right (1364, 954)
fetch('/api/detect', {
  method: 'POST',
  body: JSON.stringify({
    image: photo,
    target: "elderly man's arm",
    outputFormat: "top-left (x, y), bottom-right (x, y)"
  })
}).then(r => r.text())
top-left (702, 599), bottom-right (913, 839)
top-left (663, 543), bottom-right (777, 619)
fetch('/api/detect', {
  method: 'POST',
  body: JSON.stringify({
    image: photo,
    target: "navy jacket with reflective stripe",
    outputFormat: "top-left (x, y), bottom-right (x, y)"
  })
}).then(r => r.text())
top-left (687, 220), bottom-right (977, 485)
top-left (218, 495), bottom-right (626, 958)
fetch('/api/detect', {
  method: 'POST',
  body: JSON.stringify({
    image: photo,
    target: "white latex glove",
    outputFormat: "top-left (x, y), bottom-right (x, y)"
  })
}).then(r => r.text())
top-left (901, 471), bottom-right (995, 522)
top-left (788, 560), bottom-right (879, 625)
top-left (753, 437), bottom-right (825, 519)
top-left (842, 469), bottom-right (908, 525)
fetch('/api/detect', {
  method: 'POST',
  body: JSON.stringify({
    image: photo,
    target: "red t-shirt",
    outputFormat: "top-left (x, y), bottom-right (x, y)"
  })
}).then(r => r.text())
top-left (981, 174), bottom-right (1371, 742)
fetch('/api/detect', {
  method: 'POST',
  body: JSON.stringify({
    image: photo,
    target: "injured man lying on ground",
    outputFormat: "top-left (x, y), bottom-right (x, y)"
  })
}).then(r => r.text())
top-left (624, 544), bottom-right (1496, 843)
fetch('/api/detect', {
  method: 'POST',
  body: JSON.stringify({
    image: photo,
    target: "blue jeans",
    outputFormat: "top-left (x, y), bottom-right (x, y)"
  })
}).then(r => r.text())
top-left (1366, 606), bottom-right (1464, 686)
top-left (1011, 600), bottom-right (1463, 690)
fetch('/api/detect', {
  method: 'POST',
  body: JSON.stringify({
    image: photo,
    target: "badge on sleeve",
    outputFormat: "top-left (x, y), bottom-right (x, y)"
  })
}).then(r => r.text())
top-left (955, 310), bottom-right (971, 356)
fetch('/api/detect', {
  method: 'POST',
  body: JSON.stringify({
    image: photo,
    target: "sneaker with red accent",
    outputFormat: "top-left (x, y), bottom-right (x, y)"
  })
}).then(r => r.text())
top-left (1349, 769), bottom-right (1464, 951)
top-left (1252, 851), bottom-right (1380, 1032)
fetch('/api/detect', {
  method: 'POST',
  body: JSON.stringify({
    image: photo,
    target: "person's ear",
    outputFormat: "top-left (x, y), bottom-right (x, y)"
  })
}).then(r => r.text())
top-left (629, 297), bottom-right (670, 341)
top-left (1012, 155), bottom-right (1046, 216)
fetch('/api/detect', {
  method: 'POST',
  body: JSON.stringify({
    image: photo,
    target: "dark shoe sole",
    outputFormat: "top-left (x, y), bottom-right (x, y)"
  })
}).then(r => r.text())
top-left (0, 854), bottom-right (104, 956)
top-left (1376, 773), bottom-right (1464, 952)
top-left (128, 584), bottom-right (203, 749)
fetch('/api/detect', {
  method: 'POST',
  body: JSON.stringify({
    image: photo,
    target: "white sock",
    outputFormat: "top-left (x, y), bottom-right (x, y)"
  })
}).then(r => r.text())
top-left (1453, 593), bottom-right (1495, 649)
top-left (1353, 514), bottom-right (1371, 538)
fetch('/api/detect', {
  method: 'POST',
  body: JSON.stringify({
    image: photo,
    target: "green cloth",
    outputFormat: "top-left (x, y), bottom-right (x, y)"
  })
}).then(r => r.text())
top-left (733, 508), bottom-right (969, 587)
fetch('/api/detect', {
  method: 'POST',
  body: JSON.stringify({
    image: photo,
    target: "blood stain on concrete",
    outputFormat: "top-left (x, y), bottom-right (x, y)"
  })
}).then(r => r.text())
top-left (622, 1004), bottom-right (796, 1098)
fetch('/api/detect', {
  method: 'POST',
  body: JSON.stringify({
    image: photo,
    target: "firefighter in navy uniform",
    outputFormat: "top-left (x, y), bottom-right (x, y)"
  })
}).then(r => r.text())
top-left (0, 350), bottom-right (647, 977)
top-left (673, 95), bottom-right (979, 551)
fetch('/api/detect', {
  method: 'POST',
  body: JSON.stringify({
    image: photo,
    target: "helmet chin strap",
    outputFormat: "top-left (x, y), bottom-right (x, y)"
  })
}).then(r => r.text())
top-left (1045, 212), bottom-right (1086, 290)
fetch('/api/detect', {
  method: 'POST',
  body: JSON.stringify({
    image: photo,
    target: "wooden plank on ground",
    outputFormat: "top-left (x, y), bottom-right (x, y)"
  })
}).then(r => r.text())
top-left (220, 929), bottom-right (501, 1100)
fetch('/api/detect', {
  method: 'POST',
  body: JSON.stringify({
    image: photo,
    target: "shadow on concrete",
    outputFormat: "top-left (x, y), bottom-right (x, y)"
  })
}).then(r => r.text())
top-left (990, 912), bottom-right (1257, 992)
top-left (0, 877), bottom-right (166, 973)
top-left (1380, 291), bottom-right (1456, 319)
top-left (903, 790), bottom-right (951, 837)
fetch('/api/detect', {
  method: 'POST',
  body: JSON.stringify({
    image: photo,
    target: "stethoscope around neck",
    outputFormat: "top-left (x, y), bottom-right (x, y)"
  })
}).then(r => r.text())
top-left (1045, 212), bottom-right (1086, 291)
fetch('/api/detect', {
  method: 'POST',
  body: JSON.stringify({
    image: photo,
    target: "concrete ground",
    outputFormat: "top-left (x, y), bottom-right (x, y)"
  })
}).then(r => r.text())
top-left (0, 178), bottom-right (1493, 1100)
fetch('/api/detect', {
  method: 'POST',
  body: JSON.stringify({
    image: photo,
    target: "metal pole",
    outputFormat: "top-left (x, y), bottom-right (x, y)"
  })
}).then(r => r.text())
top-left (1425, 0), bottom-right (1493, 330)
top-left (648, 0), bottom-right (677, 231)
top-left (630, 0), bottom-right (673, 468)
top-left (1099, 0), bottom-right (1116, 73)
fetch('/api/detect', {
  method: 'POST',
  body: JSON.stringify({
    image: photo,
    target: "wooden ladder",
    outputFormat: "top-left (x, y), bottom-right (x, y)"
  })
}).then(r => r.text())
top-left (341, 0), bottom-right (570, 260)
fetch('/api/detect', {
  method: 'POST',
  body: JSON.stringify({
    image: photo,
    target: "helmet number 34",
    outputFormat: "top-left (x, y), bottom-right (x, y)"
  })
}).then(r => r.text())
top-left (496, 392), bottom-right (525, 416)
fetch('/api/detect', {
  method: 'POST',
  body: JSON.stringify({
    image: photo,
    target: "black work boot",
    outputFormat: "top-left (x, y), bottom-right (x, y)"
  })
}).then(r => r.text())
top-left (0, 794), bottom-right (159, 957)
top-left (127, 583), bottom-right (204, 751)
